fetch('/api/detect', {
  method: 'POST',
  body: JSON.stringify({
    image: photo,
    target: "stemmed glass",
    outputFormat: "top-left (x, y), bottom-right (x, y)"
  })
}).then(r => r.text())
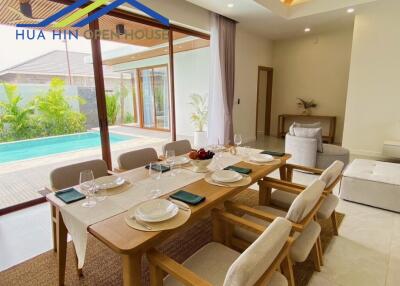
top-left (80, 170), bottom-right (96, 208)
top-left (148, 162), bottom-right (162, 199)
top-left (234, 134), bottom-right (243, 155)
top-left (165, 149), bottom-right (176, 176)
top-left (234, 134), bottom-right (243, 147)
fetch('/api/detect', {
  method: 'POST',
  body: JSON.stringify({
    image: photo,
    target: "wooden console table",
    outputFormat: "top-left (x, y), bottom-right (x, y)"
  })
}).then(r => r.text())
top-left (278, 114), bottom-right (336, 144)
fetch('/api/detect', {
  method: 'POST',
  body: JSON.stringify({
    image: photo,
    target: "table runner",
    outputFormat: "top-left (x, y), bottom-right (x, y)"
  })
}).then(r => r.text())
top-left (51, 151), bottom-right (244, 268)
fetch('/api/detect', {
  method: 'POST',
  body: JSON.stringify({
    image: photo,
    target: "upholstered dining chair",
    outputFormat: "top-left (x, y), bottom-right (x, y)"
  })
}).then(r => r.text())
top-left (49, 159), bottom-right (109, 275)
top-left (225, 179), bottom-right (326, 272)
top-left (269, 160), bottom-right (344, 235)
top-left (117, 148), bottom-right (158, 171)
top-left (147, 214), bottom-right (295, 286)
top-left (162, 139), bottom-right (193, 156)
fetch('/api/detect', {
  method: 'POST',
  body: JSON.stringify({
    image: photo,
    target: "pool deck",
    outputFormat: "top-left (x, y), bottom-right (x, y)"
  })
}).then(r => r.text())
top-left (0, 126), bottom-right (191, 210)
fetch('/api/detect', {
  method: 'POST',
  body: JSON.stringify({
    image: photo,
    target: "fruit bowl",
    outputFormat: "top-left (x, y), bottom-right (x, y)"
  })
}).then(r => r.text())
top-left (190, 158), bottom-right (212, 173)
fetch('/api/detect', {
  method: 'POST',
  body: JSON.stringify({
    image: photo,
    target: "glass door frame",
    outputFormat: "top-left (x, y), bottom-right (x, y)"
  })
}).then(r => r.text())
top-left (137, 64), bottom-right (170, 132)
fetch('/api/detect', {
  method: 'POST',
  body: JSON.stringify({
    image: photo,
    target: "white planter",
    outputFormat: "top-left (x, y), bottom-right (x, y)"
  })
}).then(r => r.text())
top-left (194, 131), bottom-right (208, 148)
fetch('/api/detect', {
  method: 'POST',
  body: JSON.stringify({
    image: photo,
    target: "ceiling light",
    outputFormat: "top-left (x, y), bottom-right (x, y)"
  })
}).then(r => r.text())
top-left (227, 3), bottom-right (234, 8)
top-left (304, 27), bottom-right (311, 33)
top-left (347, 8), bottom-right (355, 13)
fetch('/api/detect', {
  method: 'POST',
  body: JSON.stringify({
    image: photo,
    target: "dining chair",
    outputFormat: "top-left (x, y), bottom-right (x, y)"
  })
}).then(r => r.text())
top-left (147, 214), bottom-right (295, 286)
top-left (117, 148), bottom-right (158, 171)
top-left (225, 179), bottom-right (326, 272)
top-left (162, 139), bottom-right (192, 156)
top-left (269, 160), bottom-right (344, 235)
top-left (49, 159), bottom-right (109, 275)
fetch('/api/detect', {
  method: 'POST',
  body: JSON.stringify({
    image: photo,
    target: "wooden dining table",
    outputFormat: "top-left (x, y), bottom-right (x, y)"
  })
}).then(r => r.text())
top-left (47, 153), bottom-right (291, 286)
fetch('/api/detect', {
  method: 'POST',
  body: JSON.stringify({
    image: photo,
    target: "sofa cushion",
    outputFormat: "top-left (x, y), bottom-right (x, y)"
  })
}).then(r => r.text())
top-left (317, 144), bottom-right (350, 169)
top-left (290, 127), bottom-right (323, 153)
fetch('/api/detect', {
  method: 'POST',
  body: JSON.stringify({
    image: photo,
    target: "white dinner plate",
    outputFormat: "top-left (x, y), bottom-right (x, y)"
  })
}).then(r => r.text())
top-left (95, 175), bottom-right (125, 190)
top-left (135, 199), bottom-right (179, 222)
top-left (174, 156), bottom-right (191, 165)
top-left (211, 170), bottom-right (243, 183)
top-left (249, 154), bottom-right (274, 163)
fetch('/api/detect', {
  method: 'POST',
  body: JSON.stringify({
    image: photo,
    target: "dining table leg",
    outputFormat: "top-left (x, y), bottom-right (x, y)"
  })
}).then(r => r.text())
top-left (122, 252), bottom-right (142, 286)
top-left (56, 208), bottom-right (68, 286)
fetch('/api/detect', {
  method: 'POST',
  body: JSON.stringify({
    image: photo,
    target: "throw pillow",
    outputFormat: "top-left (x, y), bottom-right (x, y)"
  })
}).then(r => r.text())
top-left (292, 127), bottom-right (324, 153)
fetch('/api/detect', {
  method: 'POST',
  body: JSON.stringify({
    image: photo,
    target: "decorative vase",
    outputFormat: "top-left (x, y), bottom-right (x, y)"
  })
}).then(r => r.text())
top-left (302, 109), bottom-right (312, 116)
top-left (194, 131), bottom-right (208, 148)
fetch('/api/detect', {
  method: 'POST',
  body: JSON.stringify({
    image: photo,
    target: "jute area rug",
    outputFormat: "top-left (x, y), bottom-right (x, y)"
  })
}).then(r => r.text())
top-left (0, 189), bottom-right (344, 286)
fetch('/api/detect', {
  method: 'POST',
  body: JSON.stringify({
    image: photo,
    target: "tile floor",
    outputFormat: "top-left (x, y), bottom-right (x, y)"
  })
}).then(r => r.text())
top-left (1, 170), bottom-right (399, 286)
top-left (1, 136), bottom-right (399, 285)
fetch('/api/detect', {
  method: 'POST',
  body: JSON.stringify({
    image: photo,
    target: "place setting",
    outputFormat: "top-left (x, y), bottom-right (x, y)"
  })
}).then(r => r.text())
top-left (94, 174), bottom-right (132, 197)
top-left (204, 169), bottom-right (252, 187)
top-left (124, 190), bottom-right (204, 232)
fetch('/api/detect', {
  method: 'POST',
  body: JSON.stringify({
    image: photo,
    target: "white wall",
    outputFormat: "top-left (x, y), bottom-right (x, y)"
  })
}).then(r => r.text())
top-left (234, 27), bottom-right (273, 143)
top-left (343, 0), bottom-right (400, 157)
top-left (270, 27), bottom-right (354, 143)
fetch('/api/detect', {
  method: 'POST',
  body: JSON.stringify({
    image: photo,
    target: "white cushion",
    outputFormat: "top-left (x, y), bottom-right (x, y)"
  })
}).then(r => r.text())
top-left (290, 221), bottom-right (321, 262)
top-left (340, 159), bottom-right (400, 212)
top-left (224, 217), bottom-right (291, 286)
top-left (317, 194), bottom-right (339, 220)
top-left (286, 179), bottom-right (326, 223)
top-left (233, 206), bottom-right (321, 263)
top-left (164, 242), bottom-right (239, 286)
top-left (271, 189), bottom-right (296, 209)
top-left (291, 127), bottom-right (323, 153)
top-left (165, 218), bottom-right (292, 286)
top-left (319, 160), bottom-right (344, 188)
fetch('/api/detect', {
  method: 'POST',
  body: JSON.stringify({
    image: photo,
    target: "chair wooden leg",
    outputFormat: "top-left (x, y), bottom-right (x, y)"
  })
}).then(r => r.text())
top-left (51, 205), bottom-right (57, 253)
top-left (317, 236), bottom-right (324, 266)
top-left (331, 211), bottom-right (339, 236)
top-left (258, 180), bottom-right (272, 206)
top-left (281, 255), bottom-right (295, 286)
top-left (311, 242), bottom-right (321, 272)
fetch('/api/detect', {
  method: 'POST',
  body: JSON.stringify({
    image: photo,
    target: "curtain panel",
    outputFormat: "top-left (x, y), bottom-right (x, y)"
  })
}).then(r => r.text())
top-left (208, 13), bottom-right (236, 145)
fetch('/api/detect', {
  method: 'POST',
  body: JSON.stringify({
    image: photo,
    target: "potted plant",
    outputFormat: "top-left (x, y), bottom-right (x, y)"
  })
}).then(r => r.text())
top-left (297, 98), bottom-right (317, 115)
top-left (189, 93), bottom-right (208, 148)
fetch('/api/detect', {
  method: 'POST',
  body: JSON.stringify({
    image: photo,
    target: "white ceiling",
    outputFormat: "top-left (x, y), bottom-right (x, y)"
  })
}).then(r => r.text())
top-left (185, 0), bottom-right (379, 39)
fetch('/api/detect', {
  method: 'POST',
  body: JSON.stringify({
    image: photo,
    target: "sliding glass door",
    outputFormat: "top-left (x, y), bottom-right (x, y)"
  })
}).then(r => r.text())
top-left (139, 65), bottom-right (170, 130)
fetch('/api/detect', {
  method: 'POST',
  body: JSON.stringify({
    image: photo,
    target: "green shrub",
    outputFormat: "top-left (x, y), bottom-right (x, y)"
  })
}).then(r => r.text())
top-left (106, 92), bottom-right (120, 125)
top-left (0, 83), bottom-right (38, 141)
top-left (33, 78), bottom-right (87, 136)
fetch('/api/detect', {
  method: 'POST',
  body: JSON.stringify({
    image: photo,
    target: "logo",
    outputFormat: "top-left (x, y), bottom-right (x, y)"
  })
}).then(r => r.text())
top-left (16, 0), bottom-right (170, 28)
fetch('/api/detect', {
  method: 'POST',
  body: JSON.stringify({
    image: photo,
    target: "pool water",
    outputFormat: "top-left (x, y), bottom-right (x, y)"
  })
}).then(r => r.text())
top-left (0, 132), bottom-right (135, 164)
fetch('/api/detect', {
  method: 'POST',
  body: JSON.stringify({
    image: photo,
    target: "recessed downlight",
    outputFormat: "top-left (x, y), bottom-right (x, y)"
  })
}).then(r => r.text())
top-left (227, 3), bottom-right (234, 8)
top-left (304, 27), bottom-right (311, 33)
top-left (347, 8), bottom-right (355, 13)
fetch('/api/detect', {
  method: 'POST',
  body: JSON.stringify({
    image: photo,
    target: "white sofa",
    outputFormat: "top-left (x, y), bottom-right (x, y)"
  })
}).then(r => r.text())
top-left (285, 134), bottom-right (350, 169)
top-left (339, 159), bottom-right (400, 212)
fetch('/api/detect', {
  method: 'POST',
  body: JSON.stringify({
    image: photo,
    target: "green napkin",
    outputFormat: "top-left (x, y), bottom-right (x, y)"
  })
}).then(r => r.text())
top-left (260, 150), bottom-right (285, 157)
top-left (224, 165), bottom-right (252, 174)
top-left (55, 188), bottom-right (85, 204)
top-left (170, 190), bottom-right (205, 205)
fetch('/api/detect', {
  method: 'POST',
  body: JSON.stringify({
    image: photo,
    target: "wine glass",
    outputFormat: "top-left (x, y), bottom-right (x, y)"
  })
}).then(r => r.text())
top-left (165, 149), bottom-right (176, 176)
top-left (80, 170), bottom-right (96, 208)
top-left (148, 162), bottom-right (162, 199)
top-left (234, 134), bottom-right (243, 147)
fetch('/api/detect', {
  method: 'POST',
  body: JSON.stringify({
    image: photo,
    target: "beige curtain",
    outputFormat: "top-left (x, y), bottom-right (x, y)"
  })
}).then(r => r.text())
top-left (208, 13), bottom-right (236, 145)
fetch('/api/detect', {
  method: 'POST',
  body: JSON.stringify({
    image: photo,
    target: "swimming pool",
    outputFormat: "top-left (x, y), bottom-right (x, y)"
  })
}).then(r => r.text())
top-left (0, 132), bottom-right (135, 164)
